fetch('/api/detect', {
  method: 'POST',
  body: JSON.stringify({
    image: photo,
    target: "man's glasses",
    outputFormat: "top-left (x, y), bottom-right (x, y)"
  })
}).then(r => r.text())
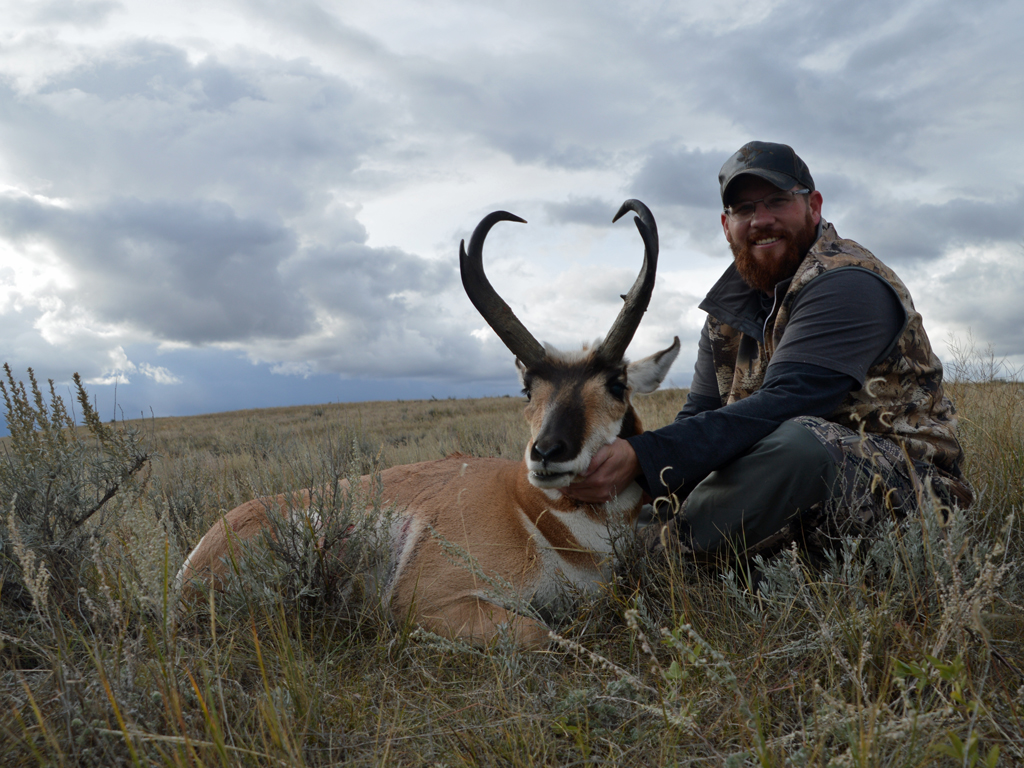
top-left (724, 189), bottom-right (810, 222)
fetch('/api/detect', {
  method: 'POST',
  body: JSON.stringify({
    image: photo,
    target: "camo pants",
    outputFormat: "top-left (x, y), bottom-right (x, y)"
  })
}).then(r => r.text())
top-left (750, 416), bottom-right (960, 563)
top-left (662, 416), bottom-right (963, 565)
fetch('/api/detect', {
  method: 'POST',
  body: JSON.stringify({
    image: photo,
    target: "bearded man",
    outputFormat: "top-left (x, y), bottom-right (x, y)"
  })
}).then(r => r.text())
top-left (565, 141), bottom-right (972, 565)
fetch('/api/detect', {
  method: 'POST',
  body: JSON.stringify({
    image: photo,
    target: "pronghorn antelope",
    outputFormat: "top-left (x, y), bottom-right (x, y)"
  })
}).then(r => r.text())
top-left (177, 199), bottom-right (680, 648)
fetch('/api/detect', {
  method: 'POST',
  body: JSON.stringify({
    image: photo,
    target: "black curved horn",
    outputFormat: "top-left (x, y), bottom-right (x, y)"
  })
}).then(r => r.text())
top-left (595, 199), bottom-right (658, 363)
top-left (460, 211), bottom-right (547, 370)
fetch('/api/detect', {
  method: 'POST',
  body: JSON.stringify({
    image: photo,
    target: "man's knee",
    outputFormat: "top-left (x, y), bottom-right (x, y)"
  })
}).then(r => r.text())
top-left (701, 418), bottom-right (839, 493)
top-left (765, 417), bottom-right (840, 460)
top-left (683, 419), bottom-right (840, 554)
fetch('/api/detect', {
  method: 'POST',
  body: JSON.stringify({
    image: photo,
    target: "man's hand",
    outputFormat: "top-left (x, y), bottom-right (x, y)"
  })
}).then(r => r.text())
top-left (561, 438), bottom-right (641, 503)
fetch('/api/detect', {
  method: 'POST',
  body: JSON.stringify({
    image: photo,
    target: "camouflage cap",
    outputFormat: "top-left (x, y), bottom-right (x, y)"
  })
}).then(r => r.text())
top-left (719, 141), bottom-right (814, 203)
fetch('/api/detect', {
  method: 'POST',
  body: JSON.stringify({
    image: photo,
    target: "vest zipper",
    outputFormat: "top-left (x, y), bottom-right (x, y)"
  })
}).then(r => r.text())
top-left (763, 284), bottom-right (783, 349)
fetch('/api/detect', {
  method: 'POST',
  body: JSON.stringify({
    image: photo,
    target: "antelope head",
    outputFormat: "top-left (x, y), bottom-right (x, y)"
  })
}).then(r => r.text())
top-left (460, 199), bottom-right (680, 492)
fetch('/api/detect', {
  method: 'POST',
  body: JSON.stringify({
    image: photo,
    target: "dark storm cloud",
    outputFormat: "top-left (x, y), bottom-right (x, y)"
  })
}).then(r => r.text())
top-left (285, 241), bottom-right (456, 341)
top-left (0, 189), bottom-right (469, 354)
top-left (0, 194), bottom-right (311, 342)
top-left (630, 146), bottom-right (726, 209)
top-left (838, 189), bottom-right (1024, 264)
top-left (0, 30), bottom-right (499, 390)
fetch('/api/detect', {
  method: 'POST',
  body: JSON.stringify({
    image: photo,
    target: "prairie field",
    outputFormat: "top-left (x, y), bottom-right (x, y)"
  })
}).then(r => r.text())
top-left (1, 362), bottom-right (1023, 767)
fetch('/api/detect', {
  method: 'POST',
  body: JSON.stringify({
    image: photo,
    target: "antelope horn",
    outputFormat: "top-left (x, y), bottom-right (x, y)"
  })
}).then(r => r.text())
top-left (595, 199), bottom-right (658, 363)
top-left (460, 211), bottom-right (547, 370)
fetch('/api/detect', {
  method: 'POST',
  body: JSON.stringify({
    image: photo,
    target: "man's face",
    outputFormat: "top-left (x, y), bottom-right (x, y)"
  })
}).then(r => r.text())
top-left (720, 176), bottom-right (823, 294)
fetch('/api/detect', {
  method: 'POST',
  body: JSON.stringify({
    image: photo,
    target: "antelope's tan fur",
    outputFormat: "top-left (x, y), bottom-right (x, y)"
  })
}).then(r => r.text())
top-left (177, 344), bottom-right (678, 648)
top-left (177, 200), bottom-right (677, 649)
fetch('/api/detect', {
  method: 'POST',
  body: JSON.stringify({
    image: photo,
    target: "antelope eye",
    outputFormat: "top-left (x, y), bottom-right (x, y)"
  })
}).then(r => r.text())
top-left (521, 386), bottom-right (532, 401)
top-left (608, 380), bottom-right (627, 400)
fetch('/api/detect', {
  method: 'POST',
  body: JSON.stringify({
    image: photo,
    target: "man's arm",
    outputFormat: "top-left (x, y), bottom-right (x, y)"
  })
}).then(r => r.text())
top-left (564, 269), bottom-right (906, 502)
top-left (565, 363), bottom-right (856, 503)
top-left (626, 362), bottom-right (858, 498)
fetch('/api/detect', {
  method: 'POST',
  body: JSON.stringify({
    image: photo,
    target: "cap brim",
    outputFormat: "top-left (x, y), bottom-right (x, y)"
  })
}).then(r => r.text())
top-left (722, 169), bottom-right (799, 202)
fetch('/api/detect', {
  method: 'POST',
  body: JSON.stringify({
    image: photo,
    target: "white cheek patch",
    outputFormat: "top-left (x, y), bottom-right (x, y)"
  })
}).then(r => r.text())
top-left (584, 415), bottom-right (623, 452)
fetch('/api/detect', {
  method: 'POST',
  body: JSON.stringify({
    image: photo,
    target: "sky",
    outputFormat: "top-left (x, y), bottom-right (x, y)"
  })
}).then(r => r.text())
top-left (2, 0), bottom-right (1022, 429)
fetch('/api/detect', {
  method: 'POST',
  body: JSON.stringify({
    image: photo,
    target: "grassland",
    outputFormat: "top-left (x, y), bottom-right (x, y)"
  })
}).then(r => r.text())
top-left (1, 372), bottom-right (1022, 767)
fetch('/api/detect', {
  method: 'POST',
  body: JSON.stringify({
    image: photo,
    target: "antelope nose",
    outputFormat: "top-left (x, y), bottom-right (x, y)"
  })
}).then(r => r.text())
top-left (531, 440), bottom-right (568, 464)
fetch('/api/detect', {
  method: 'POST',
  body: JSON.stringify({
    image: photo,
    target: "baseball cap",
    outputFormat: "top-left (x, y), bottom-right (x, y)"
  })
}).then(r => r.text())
top-left (719, 141), bottom-right (815, 203)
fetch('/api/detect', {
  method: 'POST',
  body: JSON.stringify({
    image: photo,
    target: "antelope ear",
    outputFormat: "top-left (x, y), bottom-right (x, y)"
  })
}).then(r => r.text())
top-left (515, 357), bottom-right (528, 387)
top-left (627, 336), bottom-right (681, 394)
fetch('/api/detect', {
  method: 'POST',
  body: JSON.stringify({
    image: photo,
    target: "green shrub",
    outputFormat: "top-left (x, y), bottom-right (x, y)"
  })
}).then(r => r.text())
top-left (193, 436), bottom-right (398, 636)
top-left (0, 364), bottom-right (150, 617)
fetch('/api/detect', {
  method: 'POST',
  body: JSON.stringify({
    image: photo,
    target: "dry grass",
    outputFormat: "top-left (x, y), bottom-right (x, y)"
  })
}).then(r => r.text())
top-left (2, 373), bottom-right (1022, 767)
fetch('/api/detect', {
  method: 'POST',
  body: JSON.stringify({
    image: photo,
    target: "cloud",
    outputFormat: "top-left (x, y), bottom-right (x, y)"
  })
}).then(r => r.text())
top-left (0, 299), bottom-right (173, 391)
top-left (933, 246), bottom-right (1024, 359)
top-left (543, 197), bottom-right (619, 227)
top-left (0, 194), bottom-right (312, 342)
top-left (832, 187), bottom-right (1024, 265)
top-left (138, 362), bottom-right (180, 384)
top-left (0, 40), bottom-right (390, 214)
top-left (630, 146), bottom-right (726, 210)
top-left (85, 351), bottom-right (181, 386)
top-left (288, 242), bottom-right (453, 326)
top-left (0, 189), bottom-right (497, 383)
top-left (39, 41), bottom-right (260, 109)
top-left (27, 0), bottom-right (122, 28)
top-left (624, 146), bottom-right (731, 255)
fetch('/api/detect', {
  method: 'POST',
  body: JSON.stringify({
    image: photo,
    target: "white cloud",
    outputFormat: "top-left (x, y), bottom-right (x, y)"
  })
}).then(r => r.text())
top-left (913, 243), bottom-right (1024, 364)
top-left (138, 362), bottom-right (180, 384)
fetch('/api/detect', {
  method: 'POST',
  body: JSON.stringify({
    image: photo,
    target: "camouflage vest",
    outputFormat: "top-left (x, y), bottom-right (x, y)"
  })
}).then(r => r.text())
top-left (706, 220), bottom-right (969, 494)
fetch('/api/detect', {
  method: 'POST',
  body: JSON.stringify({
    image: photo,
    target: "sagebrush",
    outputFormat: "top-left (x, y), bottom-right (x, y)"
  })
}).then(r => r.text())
top-left (0, 355), bottom-right (1021, 766)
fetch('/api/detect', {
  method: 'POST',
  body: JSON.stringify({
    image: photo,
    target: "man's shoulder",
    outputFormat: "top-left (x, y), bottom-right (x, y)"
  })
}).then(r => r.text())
top-left (797, 220), bottom-right (914, 308)
top-left (800, 221), bottom-right (903, 282)
top-left (812, 220), bottom-right (879, 264)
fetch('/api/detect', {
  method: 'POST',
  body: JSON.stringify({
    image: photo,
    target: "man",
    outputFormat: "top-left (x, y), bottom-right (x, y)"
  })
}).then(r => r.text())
top-left (565, 141), bottom-right (971, 564)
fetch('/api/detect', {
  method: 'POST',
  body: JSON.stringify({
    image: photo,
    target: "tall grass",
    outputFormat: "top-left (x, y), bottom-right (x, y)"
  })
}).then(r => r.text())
top-left (0, 355), bottom-right (1020, 766)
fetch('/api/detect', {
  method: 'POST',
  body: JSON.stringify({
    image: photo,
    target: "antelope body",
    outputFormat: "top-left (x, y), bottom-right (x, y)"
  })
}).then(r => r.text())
top-left (177, 200), bottom-right (679, 648)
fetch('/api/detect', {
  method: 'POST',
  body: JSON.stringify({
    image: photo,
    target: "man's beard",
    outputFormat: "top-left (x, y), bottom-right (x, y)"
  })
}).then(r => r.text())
top-left (731, 210), bottom-right (817, 294)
